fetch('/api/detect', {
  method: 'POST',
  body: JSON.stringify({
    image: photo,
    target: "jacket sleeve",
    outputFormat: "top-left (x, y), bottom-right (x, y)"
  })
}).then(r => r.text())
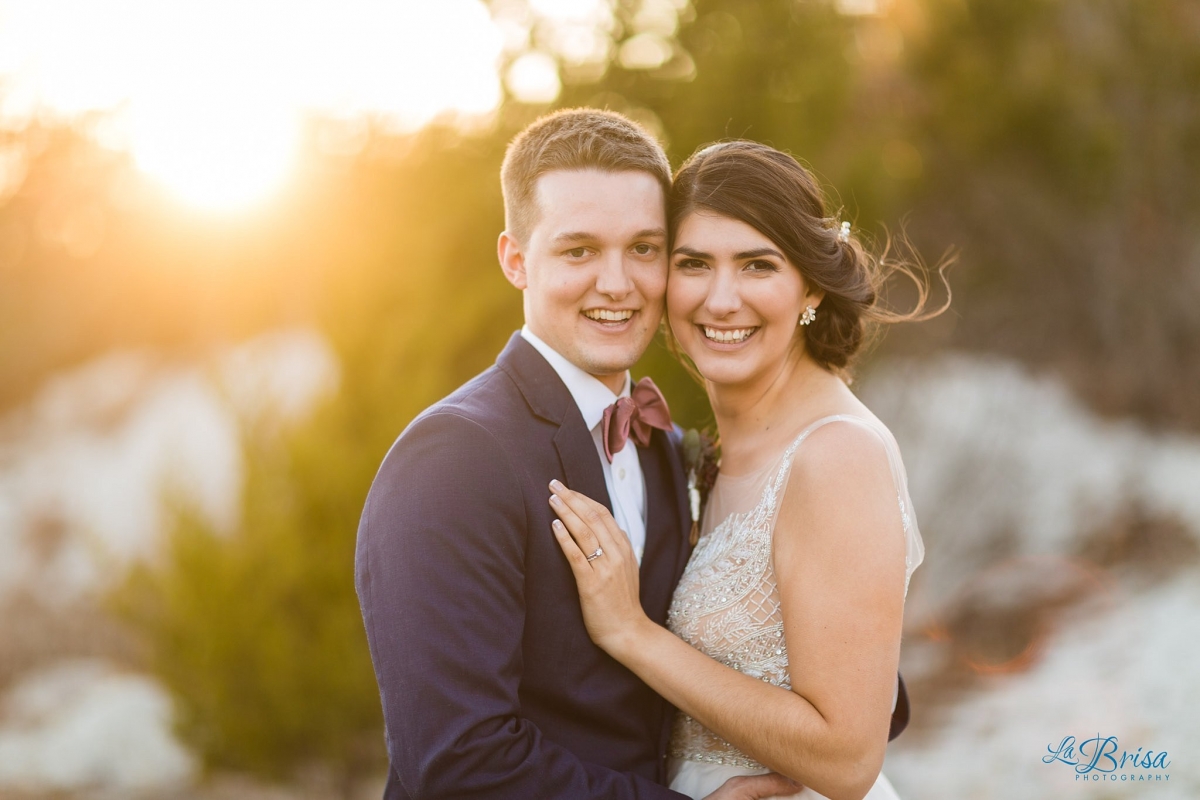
top-left (355, 411), bottom-right (686, 799)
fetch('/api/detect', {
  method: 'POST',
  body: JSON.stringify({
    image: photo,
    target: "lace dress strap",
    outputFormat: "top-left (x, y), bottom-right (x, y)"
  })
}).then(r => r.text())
top-left (765, 414), bottom-right (924, 593)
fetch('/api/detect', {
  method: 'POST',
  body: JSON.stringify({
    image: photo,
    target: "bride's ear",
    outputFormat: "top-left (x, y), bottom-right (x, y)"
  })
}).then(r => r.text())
top-left (498, 231), bottom-right (528, 290)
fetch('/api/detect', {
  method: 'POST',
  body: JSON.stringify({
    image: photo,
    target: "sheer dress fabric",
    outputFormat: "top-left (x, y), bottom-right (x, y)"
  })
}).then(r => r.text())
top-left (665, 415), bottom-right (923, 800)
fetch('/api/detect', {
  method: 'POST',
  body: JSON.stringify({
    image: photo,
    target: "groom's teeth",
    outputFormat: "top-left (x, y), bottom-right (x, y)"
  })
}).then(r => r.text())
top-left (703, 326), bottom-right (756, 343)
top-left (584, 309), bottom-right (634, 322)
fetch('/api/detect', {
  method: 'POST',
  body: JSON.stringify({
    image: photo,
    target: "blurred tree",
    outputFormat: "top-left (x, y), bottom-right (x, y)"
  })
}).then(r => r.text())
top-left (896, 0), bottom-right (1200, 428)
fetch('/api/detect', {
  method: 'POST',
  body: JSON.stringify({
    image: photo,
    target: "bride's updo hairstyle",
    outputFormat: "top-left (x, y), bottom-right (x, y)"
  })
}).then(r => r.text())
top-left (669, 140), bottom-right (948, 373)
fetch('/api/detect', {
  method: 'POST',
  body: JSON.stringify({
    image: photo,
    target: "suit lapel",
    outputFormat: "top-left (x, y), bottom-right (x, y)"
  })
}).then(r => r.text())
top-left (637, 427), bottom-right (691, 610)
top-left (497, 332), bottom-right (613, 514)
top-left (553, 415), bottom-right (612, 516)
top-left (660, 427), bottom-right (693, 583)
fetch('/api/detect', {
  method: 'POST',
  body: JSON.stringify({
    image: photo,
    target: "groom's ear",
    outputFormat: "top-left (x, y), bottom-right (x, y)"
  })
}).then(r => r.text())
top-left (498, 231), bottom-right (528, 290)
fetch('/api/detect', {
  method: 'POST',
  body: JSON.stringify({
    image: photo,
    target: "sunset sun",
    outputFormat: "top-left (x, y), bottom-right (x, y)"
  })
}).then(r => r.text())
top-left (0, 0), bottom-right (504, 212)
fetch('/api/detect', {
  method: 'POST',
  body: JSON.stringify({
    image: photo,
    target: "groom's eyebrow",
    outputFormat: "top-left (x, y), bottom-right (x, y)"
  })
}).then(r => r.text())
top-left (553, 231), bottom-right (599, 244)
top-left (552, 228), bottom-right (666, 244)
top-left (633, 227), bottom-right (667, 241)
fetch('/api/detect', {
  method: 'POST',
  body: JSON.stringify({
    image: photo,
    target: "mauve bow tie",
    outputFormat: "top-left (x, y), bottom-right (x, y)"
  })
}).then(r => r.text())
top-left (601, 377), bottom-right (673, 463)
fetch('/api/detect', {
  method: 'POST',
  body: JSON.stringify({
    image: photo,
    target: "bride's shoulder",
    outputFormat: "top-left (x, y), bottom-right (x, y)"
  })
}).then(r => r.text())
top-left (774, 416), bottom-right (907, 559)
top-left (783, 414), bottom-right (898, 497)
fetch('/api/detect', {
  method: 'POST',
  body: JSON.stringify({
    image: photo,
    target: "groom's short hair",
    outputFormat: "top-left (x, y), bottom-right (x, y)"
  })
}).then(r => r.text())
top-left (501, 108), bottom-right (672, 244)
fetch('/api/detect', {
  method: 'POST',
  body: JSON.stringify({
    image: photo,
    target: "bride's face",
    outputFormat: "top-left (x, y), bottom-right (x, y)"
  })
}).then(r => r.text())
top-left (667, 211), bottom-right (819, 389)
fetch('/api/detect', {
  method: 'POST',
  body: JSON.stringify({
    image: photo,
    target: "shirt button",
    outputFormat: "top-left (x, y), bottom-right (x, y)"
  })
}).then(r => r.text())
top-left (618, 467), bottom-right (626, 480)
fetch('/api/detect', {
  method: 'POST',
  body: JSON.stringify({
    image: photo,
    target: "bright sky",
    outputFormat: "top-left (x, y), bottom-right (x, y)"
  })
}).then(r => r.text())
top-left (0, 0), bottom-right (509, 211)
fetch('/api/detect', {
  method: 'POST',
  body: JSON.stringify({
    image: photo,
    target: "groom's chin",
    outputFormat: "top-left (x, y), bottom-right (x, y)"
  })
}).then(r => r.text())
top-left (565, 334), bottom-right (651, 373)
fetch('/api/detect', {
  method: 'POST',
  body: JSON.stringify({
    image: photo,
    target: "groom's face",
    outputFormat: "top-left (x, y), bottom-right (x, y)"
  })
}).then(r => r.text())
top-left (500, 168), bottom-right (668, 392)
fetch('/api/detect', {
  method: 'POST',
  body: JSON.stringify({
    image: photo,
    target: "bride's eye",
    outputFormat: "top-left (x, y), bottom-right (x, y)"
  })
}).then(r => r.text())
top-left (745, 260), bottom-right (780, 273)
top-left (674, 258), bottom-right (708, 271)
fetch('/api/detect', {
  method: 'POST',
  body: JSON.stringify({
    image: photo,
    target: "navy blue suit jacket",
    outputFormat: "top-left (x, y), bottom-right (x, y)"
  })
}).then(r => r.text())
top-left (356, 333), bottom-right (694, 799)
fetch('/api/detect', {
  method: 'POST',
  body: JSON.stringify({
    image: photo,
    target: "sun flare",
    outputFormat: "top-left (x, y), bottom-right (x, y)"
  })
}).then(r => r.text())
top-left (0, 0), bottom-right (504, 212)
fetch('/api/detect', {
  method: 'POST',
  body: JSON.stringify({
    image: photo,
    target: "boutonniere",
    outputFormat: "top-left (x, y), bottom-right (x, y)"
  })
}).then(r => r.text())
top-left (681, 428), bottom-right (720, 546)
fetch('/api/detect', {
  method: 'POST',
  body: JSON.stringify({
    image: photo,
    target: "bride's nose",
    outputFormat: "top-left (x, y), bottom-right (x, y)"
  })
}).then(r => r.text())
top-left (703, 267), bottom-right (742, 317)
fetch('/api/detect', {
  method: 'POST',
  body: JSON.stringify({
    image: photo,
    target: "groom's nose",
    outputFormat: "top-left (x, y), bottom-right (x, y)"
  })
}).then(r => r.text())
top-left (594, 251), bottom-right (635, 300)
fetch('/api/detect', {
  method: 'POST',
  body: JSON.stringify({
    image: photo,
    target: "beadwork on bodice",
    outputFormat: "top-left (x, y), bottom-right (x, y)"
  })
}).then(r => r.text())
top-left (665, 415), bottom-right (922, 770)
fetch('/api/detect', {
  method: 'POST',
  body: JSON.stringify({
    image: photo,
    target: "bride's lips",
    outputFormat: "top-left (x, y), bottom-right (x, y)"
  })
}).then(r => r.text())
top-left (696, 323), bottom-right (760, 350)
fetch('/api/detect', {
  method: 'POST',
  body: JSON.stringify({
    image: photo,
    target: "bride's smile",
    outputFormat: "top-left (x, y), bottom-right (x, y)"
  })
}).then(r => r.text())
top-left (668, 211), bottom-right (822, 394)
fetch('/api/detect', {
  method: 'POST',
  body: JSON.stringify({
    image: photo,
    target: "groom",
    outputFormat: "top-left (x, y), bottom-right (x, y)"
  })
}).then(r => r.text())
top-left (355, 109), bottom-right (801, 799)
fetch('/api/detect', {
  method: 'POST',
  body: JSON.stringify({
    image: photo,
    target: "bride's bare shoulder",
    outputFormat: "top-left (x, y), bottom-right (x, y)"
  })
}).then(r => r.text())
top-left (774, 415), bottom-right (907, 575)
top-left (789, 415), bottom-right (894, 481)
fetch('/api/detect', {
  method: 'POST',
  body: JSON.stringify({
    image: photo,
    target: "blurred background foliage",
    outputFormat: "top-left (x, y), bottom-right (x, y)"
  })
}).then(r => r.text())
top-left (1, 0), bottom-right (1197, 789)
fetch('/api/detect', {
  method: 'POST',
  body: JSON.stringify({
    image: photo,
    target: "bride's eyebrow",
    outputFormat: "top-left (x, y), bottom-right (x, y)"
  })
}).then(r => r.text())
top-left (672, 246), bottom-right (784, 260)
top-left (734, 247), bottom-right (784, 260)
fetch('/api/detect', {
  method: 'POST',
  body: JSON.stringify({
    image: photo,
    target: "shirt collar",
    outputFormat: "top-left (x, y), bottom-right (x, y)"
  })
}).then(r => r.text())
top-left (521, 325), bottom-right (630, 430)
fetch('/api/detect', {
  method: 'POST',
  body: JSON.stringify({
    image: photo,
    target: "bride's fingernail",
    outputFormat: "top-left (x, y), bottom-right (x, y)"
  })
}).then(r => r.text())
top-left (549, 494), bottom-right (562, 506)
top-left (549, 479), bottom-right (564, 492)
top-left (552, 520), bottom-right (565, 534)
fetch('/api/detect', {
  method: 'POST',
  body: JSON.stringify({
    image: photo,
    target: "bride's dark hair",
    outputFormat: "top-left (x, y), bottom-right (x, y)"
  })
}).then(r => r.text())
top-left (668, 140), bottom-right (951, 374)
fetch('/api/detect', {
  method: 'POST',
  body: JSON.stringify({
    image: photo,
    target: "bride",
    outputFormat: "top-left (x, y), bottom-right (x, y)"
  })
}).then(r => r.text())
top-left (548, 140), bottom-right (940, 800)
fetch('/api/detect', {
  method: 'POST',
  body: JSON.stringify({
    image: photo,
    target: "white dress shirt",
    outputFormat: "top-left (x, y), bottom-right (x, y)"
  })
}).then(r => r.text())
top-left (521, 326), bottom-right (647, 563)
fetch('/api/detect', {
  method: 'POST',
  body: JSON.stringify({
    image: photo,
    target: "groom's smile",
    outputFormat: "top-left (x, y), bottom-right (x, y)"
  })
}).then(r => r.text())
top-left (581, 306), bottom-right (638, 335)
top-left (582, 308), bottom-right (635, 324)
top-left (499, 168), bottom-right (668, 394)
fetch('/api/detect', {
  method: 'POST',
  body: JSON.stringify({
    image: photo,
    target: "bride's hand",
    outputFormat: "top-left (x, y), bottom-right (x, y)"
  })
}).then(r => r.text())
top-left (703, 773), bottom-right (804, 799)
top-left (548, 479), bottom-right (650, 654)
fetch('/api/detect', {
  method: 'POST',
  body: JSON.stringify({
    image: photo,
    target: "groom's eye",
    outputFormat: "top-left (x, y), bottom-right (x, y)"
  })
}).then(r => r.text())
top-left (565, 247), bottom-right (590, 258)
top-left (631, 243), bottom-right (656, 256)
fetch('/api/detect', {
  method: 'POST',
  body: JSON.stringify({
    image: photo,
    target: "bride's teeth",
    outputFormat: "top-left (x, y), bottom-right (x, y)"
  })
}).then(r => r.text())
top-left (585, 309), bottom-right (633, 322)
top-left (703, 326), bottom-right (756, 343)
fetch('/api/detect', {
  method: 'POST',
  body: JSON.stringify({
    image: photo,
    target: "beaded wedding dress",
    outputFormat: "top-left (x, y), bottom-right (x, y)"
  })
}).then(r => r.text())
top-left (665, 415), bottom-right (924, 800)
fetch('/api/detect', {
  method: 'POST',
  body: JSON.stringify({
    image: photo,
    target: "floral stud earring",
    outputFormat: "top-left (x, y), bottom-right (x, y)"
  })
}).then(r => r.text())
top-left (799, 305), bottom-right (817, 326)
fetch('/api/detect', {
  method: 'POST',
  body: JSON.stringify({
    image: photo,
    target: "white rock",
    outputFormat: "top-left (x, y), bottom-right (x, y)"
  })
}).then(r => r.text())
top-left (0, 659), bottom-right (196, 792)
top-left (860, 354), bottom-right (1200, 625)
top-left (885, 573), bottom-right (1200, 799)
top-left (0, 327), bottom-right (339, 605)
top-left (217, 327), bottom-right (340, 427)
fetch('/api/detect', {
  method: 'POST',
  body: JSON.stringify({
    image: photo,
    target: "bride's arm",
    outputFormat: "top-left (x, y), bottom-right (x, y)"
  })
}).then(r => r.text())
top-left (549, 423), bottom-right (906, 800)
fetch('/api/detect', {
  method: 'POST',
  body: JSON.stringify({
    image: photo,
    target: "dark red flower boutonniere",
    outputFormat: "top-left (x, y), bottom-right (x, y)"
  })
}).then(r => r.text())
top-left (681, 428), bottom-right (720, 546)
